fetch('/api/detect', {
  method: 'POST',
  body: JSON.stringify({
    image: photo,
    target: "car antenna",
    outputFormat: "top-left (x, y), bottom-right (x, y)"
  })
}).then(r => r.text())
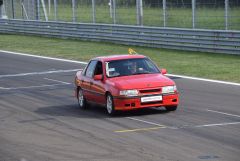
top-left (128, 48), bottom-right (138, 55)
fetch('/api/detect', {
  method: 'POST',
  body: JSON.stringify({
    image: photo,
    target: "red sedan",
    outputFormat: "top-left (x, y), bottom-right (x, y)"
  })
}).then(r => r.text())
top-left (75, 54), bottom-right (179, 115)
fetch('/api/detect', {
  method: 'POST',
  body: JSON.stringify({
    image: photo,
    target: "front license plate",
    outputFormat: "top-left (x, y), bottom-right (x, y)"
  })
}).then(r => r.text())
top-left (141, 95), bottom-right (162, 103)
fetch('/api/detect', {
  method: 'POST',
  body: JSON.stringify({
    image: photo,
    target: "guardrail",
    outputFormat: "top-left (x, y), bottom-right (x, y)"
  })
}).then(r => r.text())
top-left (0, 19), bottom-right (240, 55)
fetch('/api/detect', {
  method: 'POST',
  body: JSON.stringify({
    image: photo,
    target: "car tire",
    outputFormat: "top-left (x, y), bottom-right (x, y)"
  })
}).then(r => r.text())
top-left (78, 88), bottom-right (87, 109)
top-left (106, 94), bottom-right (116, 116)
top-left (165, 106), bottom-right (177, 111)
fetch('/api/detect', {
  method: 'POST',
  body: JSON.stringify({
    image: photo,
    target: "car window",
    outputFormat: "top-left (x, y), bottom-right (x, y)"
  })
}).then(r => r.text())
top-left (94, 61), bottom-right (103, 75)
top-left (85, 60), bottom-right (97, 78)
top-left (106, 58), bottom-right (160, 78)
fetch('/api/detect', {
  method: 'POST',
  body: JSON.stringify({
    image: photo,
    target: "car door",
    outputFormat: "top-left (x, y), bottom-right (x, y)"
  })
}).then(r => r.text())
top-left (90, 61), bottom-right (106, 105)
top-left (81, 60), bottom-right (97, 101)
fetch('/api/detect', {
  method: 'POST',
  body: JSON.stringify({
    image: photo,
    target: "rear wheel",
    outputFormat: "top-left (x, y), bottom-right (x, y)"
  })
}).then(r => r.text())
top-left (165, 106), bottom-right (177, 111)
top-left (78, 88), bottom-right (87, 109)
top-left (106, 94), bottom-right (116, 116)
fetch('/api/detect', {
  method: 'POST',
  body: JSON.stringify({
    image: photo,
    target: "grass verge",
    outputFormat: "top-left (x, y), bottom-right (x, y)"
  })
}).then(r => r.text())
top-left (0, 34), bottom-right (240, 83)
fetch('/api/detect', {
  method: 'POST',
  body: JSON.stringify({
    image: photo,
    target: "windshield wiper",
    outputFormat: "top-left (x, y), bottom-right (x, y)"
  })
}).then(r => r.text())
top-left (131, 72), bottom-right (152, 75)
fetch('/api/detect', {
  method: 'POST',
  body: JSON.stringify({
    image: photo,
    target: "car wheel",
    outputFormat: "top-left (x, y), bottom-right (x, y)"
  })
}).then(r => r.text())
top-left (78, 88), bottom-right (87, 109)
top-left (165, 106), bottom-right (177, 111)
top-left (106, 94), bottom-right (116, 116)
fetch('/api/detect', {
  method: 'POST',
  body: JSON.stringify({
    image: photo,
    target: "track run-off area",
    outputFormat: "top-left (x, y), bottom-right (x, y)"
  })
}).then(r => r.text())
top-left (0, 51), bottom-right (239, 161)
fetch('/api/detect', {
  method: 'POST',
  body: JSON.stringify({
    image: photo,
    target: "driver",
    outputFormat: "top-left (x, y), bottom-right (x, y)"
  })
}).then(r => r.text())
top-left (129, 61), bottom-right (137, 74)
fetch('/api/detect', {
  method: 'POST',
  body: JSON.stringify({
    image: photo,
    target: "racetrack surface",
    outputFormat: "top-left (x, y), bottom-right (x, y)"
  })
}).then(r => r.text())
top-left (0, 51), bottom-right (239, 161)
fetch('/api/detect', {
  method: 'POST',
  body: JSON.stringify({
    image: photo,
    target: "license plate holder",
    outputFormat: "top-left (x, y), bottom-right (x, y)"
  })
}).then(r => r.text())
top-left (141, 95), bottom-right (162, 103)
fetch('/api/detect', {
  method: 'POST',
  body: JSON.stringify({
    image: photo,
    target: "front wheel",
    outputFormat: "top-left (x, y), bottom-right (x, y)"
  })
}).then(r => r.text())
top-left (78, 88), bottom-right (87, 109)
top-left (106, 94), bottom-right (116, 116)
top-left (165, 106), bottom-right (177, 111)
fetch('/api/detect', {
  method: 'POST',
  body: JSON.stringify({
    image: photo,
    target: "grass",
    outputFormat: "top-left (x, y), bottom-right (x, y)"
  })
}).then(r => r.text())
top-left (0, 34), bottom-right (240, 83)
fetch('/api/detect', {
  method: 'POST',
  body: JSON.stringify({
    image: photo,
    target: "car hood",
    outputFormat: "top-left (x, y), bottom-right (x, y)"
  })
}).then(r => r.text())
top-left (108, 74), bottom-right (175, 90)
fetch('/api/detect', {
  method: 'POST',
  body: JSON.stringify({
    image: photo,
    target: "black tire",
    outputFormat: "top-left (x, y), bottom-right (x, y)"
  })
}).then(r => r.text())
top-left (106, 94), bottom-right (116, 116)
top-left (78, 88), bottom-right (87, 109)
top-left (165, 106), bottom-right (177, 111)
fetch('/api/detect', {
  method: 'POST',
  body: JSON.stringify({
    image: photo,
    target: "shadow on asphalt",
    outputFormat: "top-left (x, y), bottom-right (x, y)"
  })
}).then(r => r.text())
top-left (35, 104), bottom-right (170, 118)
top-left (167, 76), bottom-right (182, 80)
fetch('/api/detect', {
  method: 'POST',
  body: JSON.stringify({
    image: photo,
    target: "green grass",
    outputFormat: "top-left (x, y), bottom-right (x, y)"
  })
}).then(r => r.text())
top-left (1, 34), bottom-right (240, 83)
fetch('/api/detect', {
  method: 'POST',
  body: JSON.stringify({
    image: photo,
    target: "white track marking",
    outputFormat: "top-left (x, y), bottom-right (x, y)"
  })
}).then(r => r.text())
top-left (0, 50), bottom-right (87, 64)
top-left (207, 109), bottom-right (240, 118)
top-left (0, 84), bottom-right (70, 90)
top-left (126, 117), bottom-right (166, 127)
top-left (115, 122), bottom-right (240, 133)
top-left (194, 122), bottom-right (240, 128)
top-left (166, 74), bottom-right (240, 86)
top-left (127, 117), bottom-right (240, 130)
top-left (1, 50), bottom-right (240, 86)
top-left (44, 78), bottom-right (71, 85)
top-left (0, 69), bottom-right (81, 78)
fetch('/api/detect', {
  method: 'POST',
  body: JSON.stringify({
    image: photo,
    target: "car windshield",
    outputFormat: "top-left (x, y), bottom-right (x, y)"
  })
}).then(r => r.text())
top-left (106, 58), bottom-right (160, 78)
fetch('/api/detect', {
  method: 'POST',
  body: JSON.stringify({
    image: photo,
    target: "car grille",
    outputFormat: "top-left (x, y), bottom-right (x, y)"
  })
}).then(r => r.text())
top-left (139, 88), bottom-right (161, 94)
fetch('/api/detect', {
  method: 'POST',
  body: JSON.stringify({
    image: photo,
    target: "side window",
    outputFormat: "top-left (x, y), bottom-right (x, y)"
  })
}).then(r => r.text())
top-left (85, 60), bottom-right (97, 78)
top-left (94, 61), bottom-right (103, 75)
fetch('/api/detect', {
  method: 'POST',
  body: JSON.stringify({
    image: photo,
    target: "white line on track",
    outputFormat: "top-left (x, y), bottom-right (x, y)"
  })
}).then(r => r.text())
top-left (115, 121), bottom-right (240, 133)
top-left (166, 74), bottom-right (240, 87)
top-left (207, 109), bottom-right (240, 118)
top-left (127, 116), bottom-right (240, 131)
top-left (0, 69), bottom-right (81, 78)
top-left (126, 117), bottom-right (166, 127)
top-left (123, 117), bottom-right (240, 132)
top-left (0, 83), bottom-right (71, 90)
top-left (0, 50), bottom-right (87, 64)
top-left (1, 50), bottom-right (240, 86)
top-left (194, 122), bottom-right (240, 128)
top-left (44, 78), bottom-right (71, 85)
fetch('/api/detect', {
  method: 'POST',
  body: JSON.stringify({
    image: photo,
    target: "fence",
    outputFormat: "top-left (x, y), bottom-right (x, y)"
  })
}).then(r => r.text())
top-left (1, 0), bottom-right (240, 30)
top-left (0, 19), bottom-right (239, 54)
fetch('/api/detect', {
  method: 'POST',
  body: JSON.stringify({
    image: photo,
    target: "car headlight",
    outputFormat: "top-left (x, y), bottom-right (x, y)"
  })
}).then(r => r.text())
top-left (119, 90), bottom-right (139, 97)
top-left (162, 86), bottom-right (177, 94)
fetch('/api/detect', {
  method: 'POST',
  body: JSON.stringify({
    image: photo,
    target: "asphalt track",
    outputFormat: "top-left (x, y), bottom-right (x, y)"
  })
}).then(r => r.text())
top-left (0, 51), bottom-right (239, 161)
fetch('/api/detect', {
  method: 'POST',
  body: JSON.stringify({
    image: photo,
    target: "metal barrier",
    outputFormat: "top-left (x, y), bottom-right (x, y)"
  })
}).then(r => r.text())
top-left (2, 0), bottom-right (240, 30)
top-left (0, 19), bottom-right (240, 55)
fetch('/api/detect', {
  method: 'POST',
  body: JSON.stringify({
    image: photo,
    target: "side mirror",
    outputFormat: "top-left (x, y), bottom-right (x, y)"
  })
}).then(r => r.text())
top-left (94, 74), bottom-right (103, 81)
top-left (161, 69), bottom-right (167, 75)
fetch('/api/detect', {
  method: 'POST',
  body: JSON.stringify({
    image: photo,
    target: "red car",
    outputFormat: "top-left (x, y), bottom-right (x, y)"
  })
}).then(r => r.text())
top-left (75, 54), bottom-right (179, 115)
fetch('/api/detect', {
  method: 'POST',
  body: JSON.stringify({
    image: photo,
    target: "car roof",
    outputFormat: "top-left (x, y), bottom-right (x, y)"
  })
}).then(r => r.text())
top-left (92, 54), bottom-right (147, 62)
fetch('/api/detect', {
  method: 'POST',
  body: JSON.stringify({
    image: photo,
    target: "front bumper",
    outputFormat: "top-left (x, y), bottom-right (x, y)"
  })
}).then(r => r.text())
top-left (113, 94), bottom-right (179, 111)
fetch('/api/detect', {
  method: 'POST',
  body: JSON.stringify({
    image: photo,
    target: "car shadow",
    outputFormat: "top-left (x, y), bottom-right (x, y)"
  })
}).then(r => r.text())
top-left (35, 103), bottom-right (170, 118)
top-left (167, 76), bottom-right (182, 80)
top-left (115, 107), bottom-right (170, 117)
